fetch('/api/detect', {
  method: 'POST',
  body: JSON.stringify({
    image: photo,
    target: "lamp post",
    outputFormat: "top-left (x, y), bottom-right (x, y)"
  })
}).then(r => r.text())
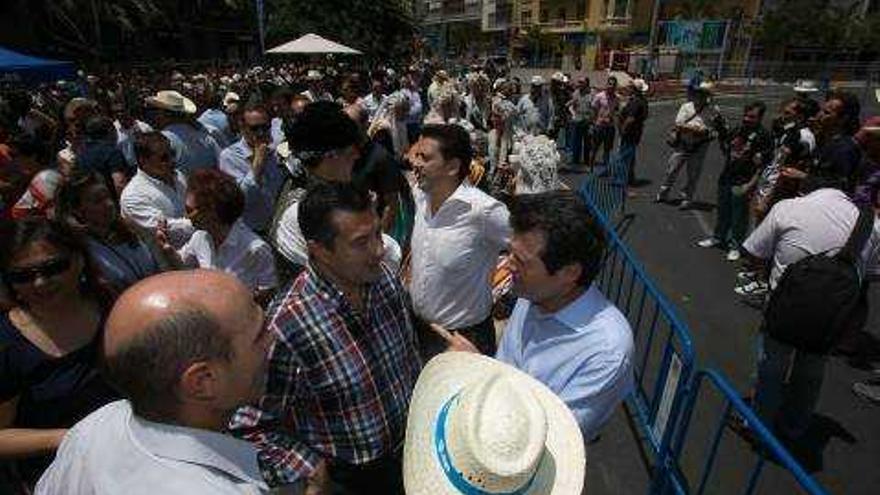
top-left (646, 0), bottom-right (662, 78)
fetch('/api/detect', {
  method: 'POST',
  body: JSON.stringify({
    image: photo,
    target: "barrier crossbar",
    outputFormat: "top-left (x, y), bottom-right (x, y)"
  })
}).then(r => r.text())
top-left (658, 369), bottom-right (829, 495)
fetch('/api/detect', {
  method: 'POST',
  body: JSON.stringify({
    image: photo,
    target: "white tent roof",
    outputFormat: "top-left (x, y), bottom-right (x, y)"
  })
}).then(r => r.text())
top-left (267, 33), bottom-right (362, 55)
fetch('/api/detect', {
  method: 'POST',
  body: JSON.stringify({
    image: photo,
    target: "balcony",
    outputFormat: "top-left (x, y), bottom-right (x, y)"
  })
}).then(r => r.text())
top-left (536, 19), bottom-right (586, 33)
top-left (595, 16), bottom-right (632, 32)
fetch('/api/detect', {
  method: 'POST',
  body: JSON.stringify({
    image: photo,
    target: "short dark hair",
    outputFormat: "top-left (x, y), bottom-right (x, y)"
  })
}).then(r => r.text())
top-left (84, 116), bottom-right (116, 141)
top-left (187, 169), bottom-right (245, 225)
top-left (102, 308), bottom-right (233, 419)
top-left (826, 90), bottom-right (861, 136)
top-left (134, 131), bottom-right (171, 163)
top-left (420, 124), bottom-right (473, 180)
top-left (298, 182), bottom-right (373, 249)
top-left (285, 101), bottom-right (359, 166)
top-left (510, 191), bottom-right (606, 287)
top-left (240, 103), bottom-right (269, 120)
top-left (745, 100), bottom-right (766, 117)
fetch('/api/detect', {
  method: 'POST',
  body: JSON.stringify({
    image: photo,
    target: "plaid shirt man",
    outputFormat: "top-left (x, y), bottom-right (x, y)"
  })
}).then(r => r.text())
top-left (229, 264), bottom-right (422, 486)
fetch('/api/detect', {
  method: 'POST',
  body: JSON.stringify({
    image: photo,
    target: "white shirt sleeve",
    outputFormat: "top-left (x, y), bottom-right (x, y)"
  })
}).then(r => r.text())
top-left (120, 191), bottom-right (194, 247)
top-left (743, 203), bottom-right (781, 260)
top-left (482, 200), bottom-right (512, 252)
top-left (674, 103), bottom-right (693, 126)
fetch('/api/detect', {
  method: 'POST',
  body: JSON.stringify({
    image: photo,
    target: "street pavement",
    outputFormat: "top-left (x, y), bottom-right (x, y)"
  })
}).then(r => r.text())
top-left (576, 94), bottom-right (880, 495)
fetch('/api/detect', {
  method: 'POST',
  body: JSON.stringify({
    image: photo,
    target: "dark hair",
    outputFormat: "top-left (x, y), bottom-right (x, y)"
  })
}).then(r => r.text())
top-left (420, 124), bottom-right (473, 180)
top-left (826, 90), bottom-right (861, 136)
top-left (0, 218), bottom-right (113, 304)
top-left (84, 116), bottom-right (116, 141)
top-left (134, 131), bottom-right (171, 164)
top-left (298, 182), bottom-right (373, 249)
top-left (186, 169), bottom-right (244, 225)
top-left (240, 103), bottom-right (269, 120)
top-left (285, 101), bottom-right (359, 167)
top-left (745, 100), bottom-right (766, 117)
top-left (102, 307), bottom-right (233, 419)
top-left (55, 170), bottom-right (139, 245)
top-left (509, 191), bottom-right (606, 287)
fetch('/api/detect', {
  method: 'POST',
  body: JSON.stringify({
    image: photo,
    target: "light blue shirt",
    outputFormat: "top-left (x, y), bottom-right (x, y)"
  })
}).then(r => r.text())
top-left (199, 108), bottom-right (231, 138)
top-left (496, 285), bottom-right (634, 440)
top-left (219, 138), bottom-right (284, 232)
top-left (270, 117), bottom-right (285, 149)
top-left (162, 123), bottom-right (222, 175)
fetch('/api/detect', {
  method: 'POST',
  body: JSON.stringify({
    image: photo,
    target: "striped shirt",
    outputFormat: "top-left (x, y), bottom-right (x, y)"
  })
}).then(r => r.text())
top-left (229, 264), bottom-right (422, 486)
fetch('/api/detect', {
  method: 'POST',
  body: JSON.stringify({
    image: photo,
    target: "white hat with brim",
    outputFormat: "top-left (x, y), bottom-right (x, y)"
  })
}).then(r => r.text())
top-left (403, 353), bottom-right (586, 495)
top-left (696, 81), bottom-right (715, 93)
top-left (632, 78), bottom-right (650, 93)
top-left (793, 79), bottom-right (820, 94)
top-left (306, 70), bottom-right (323, 81)
top-left (531, 75), bottom-right (546, 86)
top-left (145, 90), bottom-right (197, 114)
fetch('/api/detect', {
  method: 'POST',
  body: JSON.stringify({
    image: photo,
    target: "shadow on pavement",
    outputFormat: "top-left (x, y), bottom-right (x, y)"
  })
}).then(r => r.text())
top-left (780, 413), bottom-right (857, 473)
top-left (834, 330), bottom-right (880, 371)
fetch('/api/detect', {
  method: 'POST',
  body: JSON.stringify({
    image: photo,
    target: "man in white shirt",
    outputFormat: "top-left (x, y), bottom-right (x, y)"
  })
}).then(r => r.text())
top-left (656, 84), bottom-right (717, 209)
top-left (361, 78), bottom-right (387, 124)
top-left (401, 73), bottom-right (424, 141)
top-left (409, 124), bottom-right (511, 357)
top-left (742, 186), bottom-right (880, 441)
top-left (120, 132), bottom-right (193, 247)
top-left (35, 270), bottom-right (274, 494)
top-left (112, 99), bottom-right (153, 169)
top-left (516, 76), bottom-right (552, 136)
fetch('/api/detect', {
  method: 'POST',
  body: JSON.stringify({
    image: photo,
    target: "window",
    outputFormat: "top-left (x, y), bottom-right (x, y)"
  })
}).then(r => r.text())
top-left (577, 0), bottom-right (587, 19)
top-left (557, 7), bottom-right (566, 22)
top-left (521, 9), bottom-right (532, 25)
top-left (540, 9), bottom-right (549, 23)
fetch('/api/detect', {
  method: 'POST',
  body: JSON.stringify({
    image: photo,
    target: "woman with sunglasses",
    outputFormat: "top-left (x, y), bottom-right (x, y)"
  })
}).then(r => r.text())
top-left (0, 219), bottom-right (118, 488)
top-left (55, 171), bottom-right (161, 295)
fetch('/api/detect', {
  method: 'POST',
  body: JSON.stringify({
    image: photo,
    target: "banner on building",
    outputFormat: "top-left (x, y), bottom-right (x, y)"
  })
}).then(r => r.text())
top-left (660, 20), bottom-right (727, 52)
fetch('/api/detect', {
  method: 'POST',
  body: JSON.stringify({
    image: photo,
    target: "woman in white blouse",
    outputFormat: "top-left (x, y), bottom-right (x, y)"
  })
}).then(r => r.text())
top-left (156, 168), bottom-right (278, 305)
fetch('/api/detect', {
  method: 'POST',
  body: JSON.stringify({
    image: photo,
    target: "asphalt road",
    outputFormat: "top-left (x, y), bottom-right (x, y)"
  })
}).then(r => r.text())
top-left (577, 94), bottom-right (880, 495)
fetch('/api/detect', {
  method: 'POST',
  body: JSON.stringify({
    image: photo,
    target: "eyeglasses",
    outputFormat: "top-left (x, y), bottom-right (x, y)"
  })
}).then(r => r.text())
top-left (3, 257), bottom-right (72, 285)
top-left (247, 123), bottom-right (271, 133)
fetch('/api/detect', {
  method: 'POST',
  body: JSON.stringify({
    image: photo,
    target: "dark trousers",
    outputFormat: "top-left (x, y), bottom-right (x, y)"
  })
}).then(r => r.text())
top-left (415, 314), bottom-right (497, 361)
top-left (570, 120), bottom-right (591, 166)
top-left (329, 451), bottom-right (404, 495)
top-left (714, 177), bottom-right (750, 248)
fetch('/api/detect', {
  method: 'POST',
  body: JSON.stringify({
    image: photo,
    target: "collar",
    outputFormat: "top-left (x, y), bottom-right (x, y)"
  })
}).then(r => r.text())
top-left (214, 219), bottom-right (249, 252)
top-left (424, 181), bottom-right (472, 212)
top-left (127, 403), bottom-right (268, 489)
top-left (530, 284), bottom-right (602, 331)
top-left (136, 168), bottom-right (180, 190)
top-left (232, 138), bottom-right (253, 158)
top-left (804, 187), bottom-right (850, 202)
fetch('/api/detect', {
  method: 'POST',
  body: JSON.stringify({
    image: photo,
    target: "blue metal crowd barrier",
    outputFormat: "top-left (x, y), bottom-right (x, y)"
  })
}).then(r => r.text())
top-left (582, 189), bottom-right (698, 479)
top-left (577, 181), bottom-right (829, 495)
top-left (658, 369), bottom-right (829, 495)
top-left (578, 151), bottom-right (630, 224)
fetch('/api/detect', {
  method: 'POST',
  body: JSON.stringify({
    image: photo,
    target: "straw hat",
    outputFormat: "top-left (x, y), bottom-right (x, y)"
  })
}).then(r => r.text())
top-left (145, 90), bottom-right (197, 114)
top-left (696, 81), bottom-right (715, 93)
top-left (403, 353), bottom-right (585, 495)
top-left (551, 72), bottom-right (568, 84)
top-left (793, 79), bottom-right (820, 94)
top-left (306, 69), bottom-right (324, 81)
top-left (530, 75), bottom-right (546, 86)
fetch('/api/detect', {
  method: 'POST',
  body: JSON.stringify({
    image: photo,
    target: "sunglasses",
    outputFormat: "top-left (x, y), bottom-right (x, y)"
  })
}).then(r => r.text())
top-left (247, 123), bottom-right (271, 133)
top-left (3, 257), bottom-right (72, 285)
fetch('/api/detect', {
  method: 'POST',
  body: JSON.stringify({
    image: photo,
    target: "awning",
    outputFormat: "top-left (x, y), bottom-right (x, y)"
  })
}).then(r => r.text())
top-left (267, 33), bottom-right (363, 55)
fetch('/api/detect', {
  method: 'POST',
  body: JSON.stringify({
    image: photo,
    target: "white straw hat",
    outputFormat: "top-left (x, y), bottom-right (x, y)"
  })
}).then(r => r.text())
top-left (403, 353), bottom-right (585, 495)
top-left (793, 79), bottom-right (820, 94)
top-left (145, 90), bottom-right (197, 114)
top-left (530, 75), bottom-right (546, 86)
top-left (632, 78), bottom-right (649, 93)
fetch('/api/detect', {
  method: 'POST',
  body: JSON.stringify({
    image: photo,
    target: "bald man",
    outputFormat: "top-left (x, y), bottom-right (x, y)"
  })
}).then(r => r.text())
top-left (35, 270), bottom-right (276, 494)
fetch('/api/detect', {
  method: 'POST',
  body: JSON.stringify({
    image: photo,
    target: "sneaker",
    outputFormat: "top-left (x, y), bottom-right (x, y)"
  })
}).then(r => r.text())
top-left (735, 280), bottom-right (769, 297)
top-left (697, 237), bottom-right (721, 248)
top-left (736, 270), bottom-right (759, 285)
top-left (678, 200), bottom-right (693, 210)
top-left (853, 381), bottom-right (880, 405)
top-left (726, 249), bottom-right (742, 262)
top-left (654, 189), bottom-right (670, 203)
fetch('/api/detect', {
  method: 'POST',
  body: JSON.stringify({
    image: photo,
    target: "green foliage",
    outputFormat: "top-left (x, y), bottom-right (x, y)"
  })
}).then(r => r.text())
top-left (265, 0), bottom-right (416, 61)
top-left (756, 0), bottom-right (879, 54)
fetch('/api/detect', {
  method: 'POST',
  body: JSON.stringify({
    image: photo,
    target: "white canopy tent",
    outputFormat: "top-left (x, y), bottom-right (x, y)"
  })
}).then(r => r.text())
top-left (267, 33), bottom-right (363, 55)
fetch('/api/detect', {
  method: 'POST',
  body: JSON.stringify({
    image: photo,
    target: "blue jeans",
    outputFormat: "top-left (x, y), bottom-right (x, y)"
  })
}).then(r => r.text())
top-left (753, 334), bottom-right (827, 439)
top-left (713, 177), bottom-right (750, 248)
top-left (615, 141), bottom-right (637, 185)
top-left (569, 120), bottom-right (590, 166)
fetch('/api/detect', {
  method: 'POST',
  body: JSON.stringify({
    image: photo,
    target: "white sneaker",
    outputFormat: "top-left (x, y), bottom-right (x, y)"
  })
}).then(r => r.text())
top-left (697, 237), bottom-right (721, 248)
top-left (736, 270), bottom-right (759, 284)
top-left (734, 280), bottom-right (768, 296)
top-left (726, 249), bottom-right (742, 262)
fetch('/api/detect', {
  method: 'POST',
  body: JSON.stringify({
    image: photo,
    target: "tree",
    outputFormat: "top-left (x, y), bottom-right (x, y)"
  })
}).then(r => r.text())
top-left (265, 0), bottom-right (416, 62)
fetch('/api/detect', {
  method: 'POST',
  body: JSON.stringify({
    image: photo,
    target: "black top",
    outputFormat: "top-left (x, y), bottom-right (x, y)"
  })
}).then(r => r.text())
top-left (619, 94), bottom-right (649, 144)
top-left (720, 125), bottom-right (773, 185)
top-left (0, 312), bottom-right (118, 483)
top-left (77, 140), bottom-right (135, 184)
top-left (813, 134), bottom-right (863, 191)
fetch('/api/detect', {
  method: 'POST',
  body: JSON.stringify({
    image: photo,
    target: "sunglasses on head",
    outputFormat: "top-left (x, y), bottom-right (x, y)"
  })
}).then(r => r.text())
top-left (3, 257), bottom-right (72, 285)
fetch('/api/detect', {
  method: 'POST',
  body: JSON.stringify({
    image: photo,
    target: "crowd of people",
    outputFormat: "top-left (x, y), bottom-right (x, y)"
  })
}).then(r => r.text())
top-left (0, 60), bottom-right (648, 495)
top-left (655, 79), bottom-right (880, 444)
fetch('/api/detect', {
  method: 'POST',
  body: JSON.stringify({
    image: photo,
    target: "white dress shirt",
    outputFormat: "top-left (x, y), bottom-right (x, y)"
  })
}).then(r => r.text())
top-left (410, 183), bottom-right (511, 328)
top-left (496, 285), bottom-right (635, 440)
top-left (35, 400), bottom-right (270, 494)
top-left (361, 93), bottom-right (387, 123)
top-left (274, 199), bottom-right (402, 271)
top-left (179, 219), bottom-right (278, 290)
top-left (120, 169), bottom-right (193, 248)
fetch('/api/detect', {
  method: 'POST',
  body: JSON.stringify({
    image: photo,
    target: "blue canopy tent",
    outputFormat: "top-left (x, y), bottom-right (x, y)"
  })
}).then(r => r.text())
top-left (0, 47), bottom-right (76, 86)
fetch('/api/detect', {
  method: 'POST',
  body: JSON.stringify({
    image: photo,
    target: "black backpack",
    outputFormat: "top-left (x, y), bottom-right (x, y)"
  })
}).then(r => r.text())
top-left (762, 207), bottom-right (875, 354)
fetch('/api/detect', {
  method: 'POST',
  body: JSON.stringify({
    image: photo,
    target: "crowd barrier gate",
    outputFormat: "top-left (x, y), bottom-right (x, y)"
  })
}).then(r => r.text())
top-left (577, 176), bottom-right (829, 495)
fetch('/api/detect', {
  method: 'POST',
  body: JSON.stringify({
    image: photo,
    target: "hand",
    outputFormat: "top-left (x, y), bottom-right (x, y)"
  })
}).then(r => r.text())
top-left (780, 167), bottom-right (807, 180)
top-left (252, 142), bottom-right (269, 180)
top-left (305, 460), bottom-right (330, 495)
top-left (155, 218), bottom-right (174, 255)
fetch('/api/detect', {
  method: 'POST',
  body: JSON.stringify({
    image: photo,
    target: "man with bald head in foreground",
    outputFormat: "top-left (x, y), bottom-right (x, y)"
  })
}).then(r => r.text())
top-left (35, 270), bottom-right (275, 494)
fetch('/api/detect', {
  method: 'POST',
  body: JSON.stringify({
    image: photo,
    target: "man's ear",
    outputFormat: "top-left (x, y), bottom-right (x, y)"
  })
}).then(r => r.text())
top-left (446, 157), bottom-right (462, 179)
top-left (557, 262), bottom-right (584, 288)
top-left (178, 361), bottom-right (218, 403)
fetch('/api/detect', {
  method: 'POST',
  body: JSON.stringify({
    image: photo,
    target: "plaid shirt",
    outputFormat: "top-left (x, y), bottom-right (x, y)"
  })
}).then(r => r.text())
top-left (229, 264), bottom-right (422, 486)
